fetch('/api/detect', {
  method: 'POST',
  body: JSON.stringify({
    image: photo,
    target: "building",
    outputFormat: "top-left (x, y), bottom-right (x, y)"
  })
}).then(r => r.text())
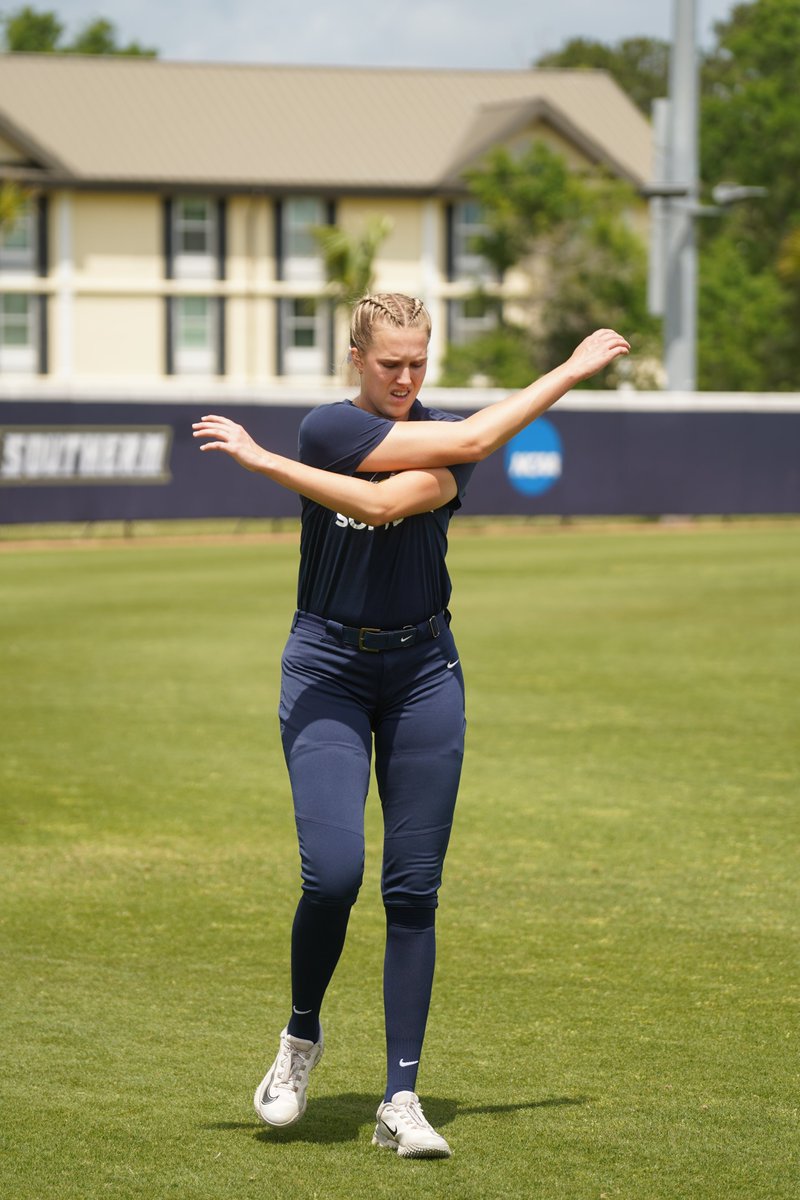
top-left (0, 55), bottom-right (651, 389)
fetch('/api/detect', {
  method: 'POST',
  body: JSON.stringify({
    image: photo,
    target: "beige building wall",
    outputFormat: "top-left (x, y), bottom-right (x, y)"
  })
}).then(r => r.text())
top-left (72, 194), bottom-right (162, 282)
top-left (3, 130), bottom-right (646, 385)
top-left (335, 197), bottom-right (444, 376)
top-left (338, 198), bottom-right (428, 296)
top-left (72, 296), bottom-right (163, 378)
top-left (227, 196), bottom-right (274, 285)
top-left (226, 197), bottom-right (277, 380)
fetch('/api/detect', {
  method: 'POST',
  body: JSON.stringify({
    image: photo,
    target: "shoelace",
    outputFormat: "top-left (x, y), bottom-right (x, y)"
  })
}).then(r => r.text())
top-left (274, 1043), bottom-right (312, 1093)
top-left (394, 1096), bottom-right (430, 1129)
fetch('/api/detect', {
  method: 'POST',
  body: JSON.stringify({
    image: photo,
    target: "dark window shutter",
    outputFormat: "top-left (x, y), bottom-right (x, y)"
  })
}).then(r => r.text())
top-left (275, 298), bottom-right (284, 376)
top-left (327, 300), bottom-right (335, 376)
top-left (217, 298), bottom-right (226, 376)
top-left (274, 199), bottom-right (284, 282)
top-left (165, 297), bottom-right (174, 375)
top-left (444, 203), bottom-right (455, 282)
top-left (38, 295), bottom-right (48, 374)
top-left (163, 198), bottom-right (174, 279)
top-left (216, 198), bottom-right (227, 281)
top-left (37, 196), bottom-right (49, 278)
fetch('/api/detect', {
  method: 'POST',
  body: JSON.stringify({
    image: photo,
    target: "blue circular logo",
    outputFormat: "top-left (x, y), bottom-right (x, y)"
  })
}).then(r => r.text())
top-left (504, 418), bottom-right (563, 496)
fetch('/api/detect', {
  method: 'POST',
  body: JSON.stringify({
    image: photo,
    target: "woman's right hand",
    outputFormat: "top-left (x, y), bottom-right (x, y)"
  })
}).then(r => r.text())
top-left (191, 414), bottom-right (268, 473)
top-left (567, 329), bottom-right (631, 382)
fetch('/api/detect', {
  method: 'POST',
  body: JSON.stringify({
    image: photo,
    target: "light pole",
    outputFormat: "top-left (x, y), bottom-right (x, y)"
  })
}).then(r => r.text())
top-left (663, 0), bottom-right (699, 391)
top-left (645, 0), bottom-right (700, 391)
top-left (645, 0), bottom-right (766, 391)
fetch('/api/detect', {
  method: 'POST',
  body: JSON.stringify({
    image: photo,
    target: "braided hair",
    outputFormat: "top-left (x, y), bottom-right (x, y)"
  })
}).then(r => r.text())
top-left (350, 293), bottom-right (431, 355)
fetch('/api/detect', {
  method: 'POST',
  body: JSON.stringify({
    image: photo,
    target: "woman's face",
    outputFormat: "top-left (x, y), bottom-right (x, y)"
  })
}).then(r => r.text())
top-left (353, 325), bottom-right (429, 422)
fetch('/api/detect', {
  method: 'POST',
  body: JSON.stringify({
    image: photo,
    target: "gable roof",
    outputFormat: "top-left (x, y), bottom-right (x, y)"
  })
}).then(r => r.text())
top-left (0, 55), bottom-right (652, 193)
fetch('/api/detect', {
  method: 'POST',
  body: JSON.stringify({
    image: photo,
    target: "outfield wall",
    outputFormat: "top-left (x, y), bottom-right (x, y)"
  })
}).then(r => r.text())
top-left (0, 387), bottom-right (798, 522)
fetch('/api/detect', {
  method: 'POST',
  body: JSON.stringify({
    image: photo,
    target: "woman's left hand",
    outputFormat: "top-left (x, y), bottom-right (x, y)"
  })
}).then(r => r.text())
top-left (567, 329), bottom-right (631, 382)
top-left (192, 414), bottom-right (267, 472)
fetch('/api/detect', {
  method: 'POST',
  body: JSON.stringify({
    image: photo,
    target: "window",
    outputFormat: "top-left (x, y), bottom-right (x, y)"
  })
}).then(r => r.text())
top-left (0, 201), bottom-right (36, 273)
top-left (279, 298), bottom-right (331, 376)
top-left (172, 198), bottom-right (218, 280)
top-left (0, 293), bottom-right (39, 373)
top-left (451, 200), bottom-right (493, 282)
top-left (281, 198), bottom-right (327, 283)
top-left (170, 296), bottom-right (222, 375)
top-left (448, 295), bottom-right (499, 345)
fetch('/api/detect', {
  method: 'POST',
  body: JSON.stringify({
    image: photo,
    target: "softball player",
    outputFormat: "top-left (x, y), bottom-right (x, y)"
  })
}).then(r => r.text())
top-left (193, 295), bottom-right (628, 1158)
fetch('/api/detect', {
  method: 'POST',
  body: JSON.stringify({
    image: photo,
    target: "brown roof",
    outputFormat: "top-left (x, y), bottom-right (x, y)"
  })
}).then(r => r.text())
top-left (0, 55), bottom-right (652, 193)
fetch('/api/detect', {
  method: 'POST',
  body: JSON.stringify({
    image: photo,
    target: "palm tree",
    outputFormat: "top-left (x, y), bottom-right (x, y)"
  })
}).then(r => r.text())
top-left (313, 216), bottom-right (393, 309)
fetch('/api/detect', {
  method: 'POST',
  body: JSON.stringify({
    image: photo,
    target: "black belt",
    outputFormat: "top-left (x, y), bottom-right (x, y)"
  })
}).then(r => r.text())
top-left (325, 611), bottom-right (446, 653)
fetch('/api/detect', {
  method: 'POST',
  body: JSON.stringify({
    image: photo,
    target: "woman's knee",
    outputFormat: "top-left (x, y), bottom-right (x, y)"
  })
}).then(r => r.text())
top-left (297, 822), bottom-right (365, 906)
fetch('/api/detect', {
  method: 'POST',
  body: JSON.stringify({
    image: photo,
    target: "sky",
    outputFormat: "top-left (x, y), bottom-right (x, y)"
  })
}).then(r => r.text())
top-left (10, 0), bottom-right (742, 67)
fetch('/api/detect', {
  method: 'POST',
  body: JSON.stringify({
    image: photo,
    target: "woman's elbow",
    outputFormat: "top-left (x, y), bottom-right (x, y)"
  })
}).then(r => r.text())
top-left (341, 497), bottom-right (395, 527)
top-left (456, 431), bottom-right (490, 462)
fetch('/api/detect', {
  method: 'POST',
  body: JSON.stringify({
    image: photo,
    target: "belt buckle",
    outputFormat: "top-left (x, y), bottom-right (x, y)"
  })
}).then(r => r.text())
top-left (358, 626), bottom-right (381, 652)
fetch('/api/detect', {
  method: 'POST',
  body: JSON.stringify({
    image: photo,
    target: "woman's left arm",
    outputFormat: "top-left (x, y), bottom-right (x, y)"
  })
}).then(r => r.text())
top-left (192, 414), bottom-right (458, 524)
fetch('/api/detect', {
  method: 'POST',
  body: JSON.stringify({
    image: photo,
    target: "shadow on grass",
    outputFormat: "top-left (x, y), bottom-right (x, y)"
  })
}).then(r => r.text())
top-left (205, 1093), bottom-right (589, 1146)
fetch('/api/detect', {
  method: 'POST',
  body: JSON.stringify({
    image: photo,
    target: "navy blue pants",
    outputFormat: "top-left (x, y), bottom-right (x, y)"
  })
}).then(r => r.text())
top-left (279, 611), bottom-right (466, 909)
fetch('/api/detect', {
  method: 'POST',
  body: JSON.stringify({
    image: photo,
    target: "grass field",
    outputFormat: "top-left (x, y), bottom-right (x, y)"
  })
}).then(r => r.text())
top-left (1, 522), bottom-right (798, 1199)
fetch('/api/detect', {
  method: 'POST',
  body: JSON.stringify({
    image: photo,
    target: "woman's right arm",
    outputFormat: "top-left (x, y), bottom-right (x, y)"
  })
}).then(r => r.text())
top-left (192, 414), bottom-right (459, 525)
top-left (357, 328), bottom-right (630, 472)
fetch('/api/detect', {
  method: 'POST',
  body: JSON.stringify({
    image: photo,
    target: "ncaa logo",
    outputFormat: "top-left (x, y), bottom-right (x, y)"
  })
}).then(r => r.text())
top-left (504, 418), bottom-right (563, 496)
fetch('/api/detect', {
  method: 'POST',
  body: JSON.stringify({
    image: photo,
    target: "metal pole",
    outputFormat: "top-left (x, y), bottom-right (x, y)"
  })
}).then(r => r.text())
top-left (664, 0), bottom-right (699, 390)
top-left (648, 98), bottom-right (670, 318)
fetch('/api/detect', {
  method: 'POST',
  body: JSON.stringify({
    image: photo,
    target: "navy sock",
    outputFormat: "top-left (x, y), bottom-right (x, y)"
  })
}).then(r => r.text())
top-left (383, 905), bottom-right (436, 1102)
top-left (286, 894), bottom-right (351, 1043)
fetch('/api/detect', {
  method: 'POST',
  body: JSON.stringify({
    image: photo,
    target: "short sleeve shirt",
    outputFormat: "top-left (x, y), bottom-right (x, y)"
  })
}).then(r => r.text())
top-left (296, 399), bottom-right (475, 627)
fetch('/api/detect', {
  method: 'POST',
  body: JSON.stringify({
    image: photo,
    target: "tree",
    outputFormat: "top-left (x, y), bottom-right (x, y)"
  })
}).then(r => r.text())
top-left (0, 182), bottom-right (30, 232)
top-left (534, 36), bottom-right (669, 116)
top-left (536, 2), bottom-right (800, 390)
top-left (3, 6), bottom-right (62, 51)
top-left (696, 0), bottom-right (800, 388)
top-left (1, 6), bottom-right (157, 56)
top-left (441, 141), bottom-right (659, 389)
top-left (697, 232), bottom-right (794, 391)
top-left (701, 0), bottom-right (800, 269)
top-left (312, 217), bottom-right (393, 310)
top-left (67, 18), bottom-right (156, 57)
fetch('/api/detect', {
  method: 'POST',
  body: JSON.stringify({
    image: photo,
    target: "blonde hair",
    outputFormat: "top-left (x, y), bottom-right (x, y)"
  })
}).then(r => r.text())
top-left (349, 293), bottom-right (431, 355)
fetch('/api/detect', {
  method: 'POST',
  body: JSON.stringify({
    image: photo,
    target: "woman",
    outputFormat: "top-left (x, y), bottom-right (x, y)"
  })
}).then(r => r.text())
top-left (193, 294), bottom-right (628, 1158)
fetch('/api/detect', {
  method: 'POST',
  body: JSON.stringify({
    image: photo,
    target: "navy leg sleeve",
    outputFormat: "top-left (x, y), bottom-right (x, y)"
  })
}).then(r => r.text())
top-left (383, 905), bottom-right (437, 1100)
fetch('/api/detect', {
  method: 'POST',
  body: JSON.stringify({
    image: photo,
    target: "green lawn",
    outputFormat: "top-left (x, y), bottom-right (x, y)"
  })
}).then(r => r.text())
top-left (1, 523), bottom-right (797, 1199)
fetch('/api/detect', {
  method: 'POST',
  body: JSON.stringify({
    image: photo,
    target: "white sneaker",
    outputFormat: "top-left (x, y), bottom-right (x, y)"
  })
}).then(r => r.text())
top-left (372, 1090), bottom-right (452, 1158)
top-left (253, 1026), bottom-right (323, 1127)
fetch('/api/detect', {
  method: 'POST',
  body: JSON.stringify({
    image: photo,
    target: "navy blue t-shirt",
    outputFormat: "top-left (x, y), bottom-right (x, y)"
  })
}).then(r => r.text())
top-left (296, 399), bottom-right (475, 627)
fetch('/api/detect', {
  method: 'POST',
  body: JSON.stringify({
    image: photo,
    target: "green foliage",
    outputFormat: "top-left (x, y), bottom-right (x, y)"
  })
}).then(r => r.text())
top-left (698, 231), bottom-right (795, 391)
top-left (67, 17), bottom-right (156, 57)
top-left (3, 4), bottom-right (61, 50)
top-left (465, 142), bottom-right (586, 275)
top-left (1, 5), bottom-right (158, 55)
top-left (0, 181), bottom-right (30, 230)
top-left (696, 0), bottom-right (800, 388)
top-left (455, 141), bottom-right (657, 389)
top-left (701, 0), bottom-right (800, 270)
top-left (536, 1), bottom-right (800, 391)
top-left (535, 189), bottom-right (660, 384)
top-left (439, 322), bottom-right (538, 389)
top-left (312, 216), bottom-right (393, 309)
top-left (535, 35), bottom-right (670, 116)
